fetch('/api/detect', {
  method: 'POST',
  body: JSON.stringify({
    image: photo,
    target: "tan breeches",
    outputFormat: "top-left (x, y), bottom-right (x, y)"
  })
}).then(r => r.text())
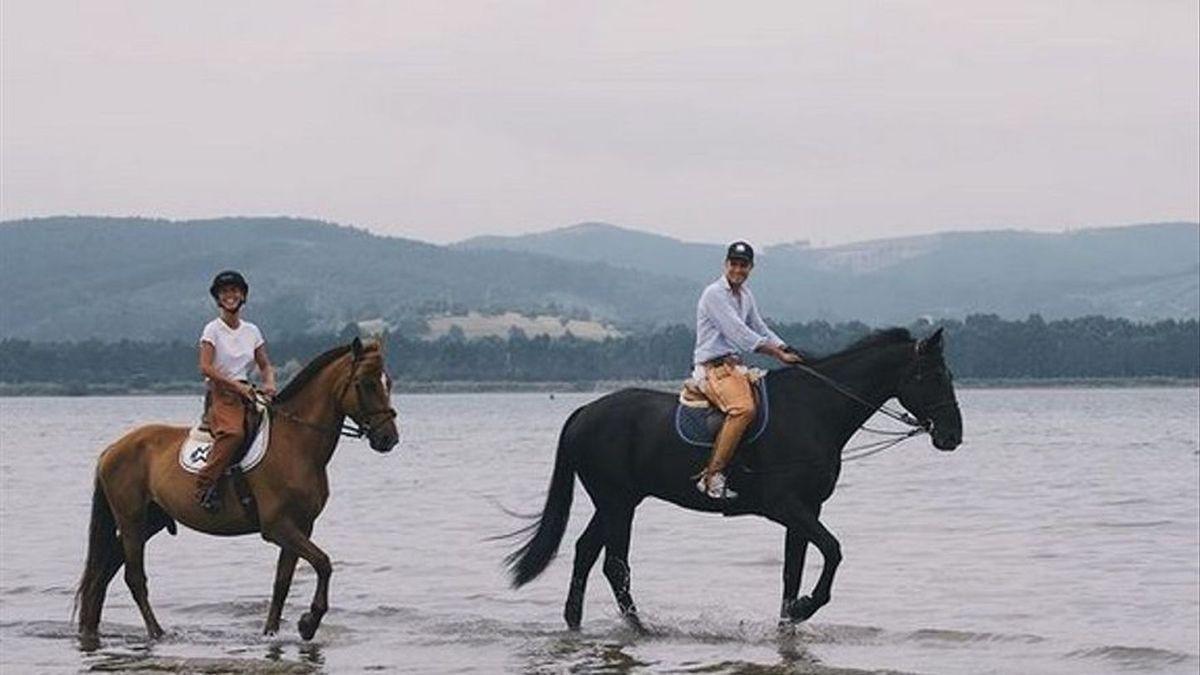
top-left (702, 362), bottom-right (757, 474)
top-left (196, 384), bottom-right (246, 491)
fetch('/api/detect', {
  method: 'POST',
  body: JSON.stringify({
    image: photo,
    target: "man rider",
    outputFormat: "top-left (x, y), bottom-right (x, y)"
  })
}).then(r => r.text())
top-left (693, 241), bottom-right (802, 498)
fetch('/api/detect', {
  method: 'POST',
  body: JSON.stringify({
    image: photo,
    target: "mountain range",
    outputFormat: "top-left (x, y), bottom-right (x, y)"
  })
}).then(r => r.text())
top-left (458, 221), bottom-right (1200, 324)
top-left (1, 216), bottom-right (1196, 341)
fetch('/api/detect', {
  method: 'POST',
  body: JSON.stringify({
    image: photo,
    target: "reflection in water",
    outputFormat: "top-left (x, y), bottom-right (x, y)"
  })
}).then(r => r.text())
top-left (517, 625), bottom-right (882, 675)
top-left (523, 633), bottom-right (653, 674)
top-left (520, 629), bottom-right (652, 672)
top-left (262, 639), bottom-right (324, 669)
top-left (299, 641), bottom-right (325, 666)
top-left (776, 628), bottom-right (816, 664)
top-left (85, 651), bottom-right (319, 674)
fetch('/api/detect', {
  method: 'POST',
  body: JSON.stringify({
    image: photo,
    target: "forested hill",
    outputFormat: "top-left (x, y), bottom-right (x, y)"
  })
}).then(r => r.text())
top-left (1, 217), bottom-right (1196, 342)
top-left (0, 217), bottom-right (694, 341)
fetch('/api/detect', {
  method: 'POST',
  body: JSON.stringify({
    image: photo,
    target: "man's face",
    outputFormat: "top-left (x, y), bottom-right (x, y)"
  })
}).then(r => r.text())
top-left (216, 285), bottom-right (245, 312)
top-left (724, 258), bottom-right (752, 286)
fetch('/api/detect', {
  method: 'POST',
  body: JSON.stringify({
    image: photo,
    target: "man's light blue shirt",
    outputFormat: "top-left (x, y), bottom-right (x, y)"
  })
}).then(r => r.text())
top-left (693, 275), bottom-right (785, 365)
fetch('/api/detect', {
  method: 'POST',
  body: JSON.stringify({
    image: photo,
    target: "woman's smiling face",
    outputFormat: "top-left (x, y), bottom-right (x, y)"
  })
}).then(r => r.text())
top-left (216, 285), bottom-right (245, 312)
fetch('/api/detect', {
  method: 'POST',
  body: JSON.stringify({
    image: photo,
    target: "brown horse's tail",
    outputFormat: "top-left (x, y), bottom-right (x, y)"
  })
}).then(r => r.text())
top-left (505, 407), bottom-right (583, 588)
top-left (73, 475), bottom-right (121, 634)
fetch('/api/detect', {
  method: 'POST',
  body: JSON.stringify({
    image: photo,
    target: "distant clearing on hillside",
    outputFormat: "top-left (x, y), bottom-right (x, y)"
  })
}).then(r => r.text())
top-left (424, 312), bottom-right (623, 341)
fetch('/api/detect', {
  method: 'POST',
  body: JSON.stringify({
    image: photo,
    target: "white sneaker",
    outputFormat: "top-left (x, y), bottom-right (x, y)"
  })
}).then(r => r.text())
top-left (696, 472), bottom-right (737, 499)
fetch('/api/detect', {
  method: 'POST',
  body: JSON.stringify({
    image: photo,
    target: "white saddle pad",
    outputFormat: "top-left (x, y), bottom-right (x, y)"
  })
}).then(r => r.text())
top-left (178, 411), bottom-right (270, 475)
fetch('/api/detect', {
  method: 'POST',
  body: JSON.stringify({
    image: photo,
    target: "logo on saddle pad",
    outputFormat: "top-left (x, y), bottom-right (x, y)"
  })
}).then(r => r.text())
top-left (674, 378), bottom-right (769, 448)
top-left (178, 413), bottom-right (271, 475)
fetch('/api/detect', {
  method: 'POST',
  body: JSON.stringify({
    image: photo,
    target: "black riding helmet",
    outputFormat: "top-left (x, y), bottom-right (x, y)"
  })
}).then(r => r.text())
top-left (209, 270), bottom-right (249, 300)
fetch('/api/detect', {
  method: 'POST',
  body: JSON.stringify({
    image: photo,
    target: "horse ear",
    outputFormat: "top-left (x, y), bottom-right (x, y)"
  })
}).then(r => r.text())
top-left (918, 327), bottom-right (944, 355)
top-left (351, 336), bottom-right (364, 358)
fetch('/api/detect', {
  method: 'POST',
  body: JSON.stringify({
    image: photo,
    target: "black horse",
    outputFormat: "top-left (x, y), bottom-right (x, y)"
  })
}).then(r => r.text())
top-left (507, 327), bottom-right (963, 628)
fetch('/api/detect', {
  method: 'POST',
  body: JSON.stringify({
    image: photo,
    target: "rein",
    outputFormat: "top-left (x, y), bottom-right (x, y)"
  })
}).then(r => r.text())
top-left (790, 358), bottom-right (947, 463)
top-left (253, 352), bottom-right (397, 440)
top-left (259, 394), bottom-right (372, 438)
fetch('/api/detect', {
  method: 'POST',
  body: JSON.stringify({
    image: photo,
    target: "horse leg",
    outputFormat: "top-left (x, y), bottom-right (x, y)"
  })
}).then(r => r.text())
top-left (116, 518), bottom-right (165, 639)
top-left (780, 501), bottom-right (841, 623)
top-left (79, 504), bottom-right (171, 642)
top-left (780, 527), bottom-right (810, 623)
top-left (263, 520), bottom-right (331, 641)
top-left (263, 547), bottom-right (300, 636)
top-left (564, 512), bottom-right (604, 630)
top-left (599, 503), bottom-right (644, 631)
top-left (780, 503), bottom-right (821, 623)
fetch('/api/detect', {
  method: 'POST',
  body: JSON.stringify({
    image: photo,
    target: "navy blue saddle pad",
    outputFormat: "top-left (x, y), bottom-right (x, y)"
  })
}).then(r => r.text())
top-left (674, 378), bottom-right (769, 448)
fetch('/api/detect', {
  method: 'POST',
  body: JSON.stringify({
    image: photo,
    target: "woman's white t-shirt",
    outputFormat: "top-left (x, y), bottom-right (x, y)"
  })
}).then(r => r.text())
top-left (200, 318), bottom-right (265, 381)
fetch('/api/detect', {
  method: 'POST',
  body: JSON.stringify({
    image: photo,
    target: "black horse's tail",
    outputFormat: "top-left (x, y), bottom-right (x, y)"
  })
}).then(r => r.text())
top-left (506, 407), bottom-right (584, 588)
top-left (74, 474), bottom-right (121, 634)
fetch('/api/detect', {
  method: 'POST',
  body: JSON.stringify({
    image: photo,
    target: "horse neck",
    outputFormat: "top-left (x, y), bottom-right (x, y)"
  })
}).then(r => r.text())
top-left (811, 342), bottom-right (913, 445)
top-left (282, 355), bottom-right (351, 468)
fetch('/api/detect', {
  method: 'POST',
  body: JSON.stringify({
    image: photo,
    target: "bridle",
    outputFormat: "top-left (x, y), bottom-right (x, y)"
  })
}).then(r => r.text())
top-left (259, 350), bottom-right (397, 440)
top-left (792, 342), bottom-right (958, 461)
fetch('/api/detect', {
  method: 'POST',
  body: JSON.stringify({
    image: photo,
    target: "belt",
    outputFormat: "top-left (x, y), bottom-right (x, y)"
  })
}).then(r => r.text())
top-left (702, 354), bottom-right (741, 368)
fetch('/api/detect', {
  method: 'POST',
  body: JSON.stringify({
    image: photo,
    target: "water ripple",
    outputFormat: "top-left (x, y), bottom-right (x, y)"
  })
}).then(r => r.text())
top-left (1066, 645), bottom-right (1198, 670)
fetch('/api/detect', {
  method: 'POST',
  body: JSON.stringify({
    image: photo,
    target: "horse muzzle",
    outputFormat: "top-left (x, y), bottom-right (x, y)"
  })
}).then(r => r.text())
top-left (369, 429), bottom-right (399, 453)
top-left (931, 428), bottom-right (961, 451)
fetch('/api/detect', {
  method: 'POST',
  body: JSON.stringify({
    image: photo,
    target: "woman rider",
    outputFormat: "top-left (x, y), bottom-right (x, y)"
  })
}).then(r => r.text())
top-left (196, 270), bottom-right (277, 512)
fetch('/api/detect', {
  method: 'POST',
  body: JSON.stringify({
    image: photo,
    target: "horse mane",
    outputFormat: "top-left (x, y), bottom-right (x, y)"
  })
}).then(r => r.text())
top-left (274, 344), bottom-right (353, 403)
top-left (807, 327), bottom-right (913, 367)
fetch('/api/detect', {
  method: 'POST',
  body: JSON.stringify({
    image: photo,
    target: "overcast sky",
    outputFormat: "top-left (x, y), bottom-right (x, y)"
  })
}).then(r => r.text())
top-left (2, 1), bottom-right (1197, 246)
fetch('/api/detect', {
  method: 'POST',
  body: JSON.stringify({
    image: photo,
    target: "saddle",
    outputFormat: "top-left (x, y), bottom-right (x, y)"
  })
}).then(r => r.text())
top-left (182, 396), bottom-right (269, 522)
top-left (180, 396), bottom-right (269, 475)
top-left (674, 377), bottom-right (769, 449)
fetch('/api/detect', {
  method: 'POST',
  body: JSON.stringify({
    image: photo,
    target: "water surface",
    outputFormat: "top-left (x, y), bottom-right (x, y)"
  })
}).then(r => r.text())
top-left (1, 388), bottom-right (1197, 673)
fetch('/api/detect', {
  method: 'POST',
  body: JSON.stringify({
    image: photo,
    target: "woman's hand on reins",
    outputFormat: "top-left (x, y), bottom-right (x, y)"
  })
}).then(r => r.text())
top-left (235, 381), bottom-right (256, 402)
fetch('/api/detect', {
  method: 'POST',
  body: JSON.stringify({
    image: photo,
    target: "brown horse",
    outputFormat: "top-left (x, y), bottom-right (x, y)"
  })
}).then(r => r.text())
top-left (75, 337), bottom-right (399, 643)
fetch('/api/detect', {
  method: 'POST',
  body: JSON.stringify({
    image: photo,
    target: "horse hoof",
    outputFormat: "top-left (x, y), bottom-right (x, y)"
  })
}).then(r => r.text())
top-left (564, 603), bottom-right (582, 630)
top-left (298, 613), bottom-right (319, 641)
top-left (78, 631), bottom-right (101, 652)
top-left (147, 626), bottom-right (165, 641)
top-left (787, 596), bottom-right (817, 622)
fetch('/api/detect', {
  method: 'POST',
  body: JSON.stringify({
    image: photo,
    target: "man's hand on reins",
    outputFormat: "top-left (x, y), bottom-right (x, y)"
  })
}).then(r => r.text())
top-left (760, 343), bottom-right (803, 365)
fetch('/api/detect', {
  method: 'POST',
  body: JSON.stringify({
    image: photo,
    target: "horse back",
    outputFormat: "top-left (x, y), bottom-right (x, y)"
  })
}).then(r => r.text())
top-left (97, 423), bottom-right (187, 472)
top-left (95, 423), bottom-right (179, 493)
top-left (566, 388), bottom-right (702, 495)
top-left (570, 388), bottom-right (677, 437)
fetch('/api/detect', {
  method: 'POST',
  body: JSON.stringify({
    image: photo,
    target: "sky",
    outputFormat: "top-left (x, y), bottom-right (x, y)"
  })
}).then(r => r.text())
top-left (2, 1), bottom-right (1197, 246)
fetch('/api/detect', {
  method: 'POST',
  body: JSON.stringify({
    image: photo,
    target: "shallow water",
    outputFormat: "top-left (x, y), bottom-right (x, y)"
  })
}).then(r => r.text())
top-left (1, 388), bottom-right (1197, 674)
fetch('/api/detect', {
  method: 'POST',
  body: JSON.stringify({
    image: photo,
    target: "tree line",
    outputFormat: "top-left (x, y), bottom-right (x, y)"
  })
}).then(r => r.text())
top-left (0, 314), bottom-right (1196, 390)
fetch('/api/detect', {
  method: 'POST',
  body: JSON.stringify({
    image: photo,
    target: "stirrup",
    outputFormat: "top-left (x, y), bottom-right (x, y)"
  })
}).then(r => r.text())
top-left (198, 485), bottom-right (222, 514)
